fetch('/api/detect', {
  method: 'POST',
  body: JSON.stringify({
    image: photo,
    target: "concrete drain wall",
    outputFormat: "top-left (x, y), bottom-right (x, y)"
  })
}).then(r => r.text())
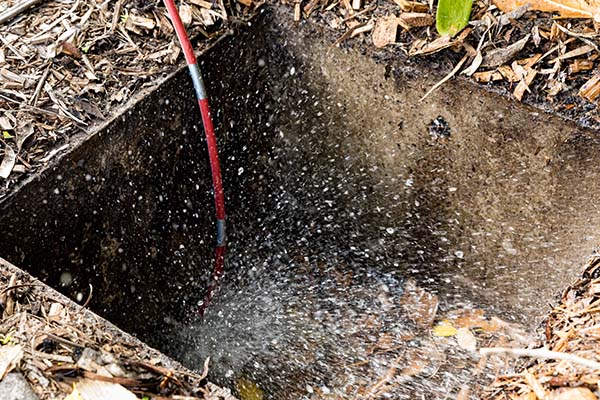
top-left (1, 6), bottom-right (600, 396)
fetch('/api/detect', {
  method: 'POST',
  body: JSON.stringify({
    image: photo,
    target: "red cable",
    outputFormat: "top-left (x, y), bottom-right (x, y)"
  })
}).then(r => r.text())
top-left (163, 0), bottom-right (227, 316)
top-left (163, 0), bottom-right (196, 64)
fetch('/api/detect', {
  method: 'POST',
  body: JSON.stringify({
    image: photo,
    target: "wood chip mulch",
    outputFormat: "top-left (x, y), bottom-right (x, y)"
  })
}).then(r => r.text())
top-left (0, 0), bottom-right (257, 199)
top-left (0, 259), bottom-right (238, 400)
top-left (289, 0), bottom-right (600, 127)
top-left (482, 248), bottom-right (600, 400)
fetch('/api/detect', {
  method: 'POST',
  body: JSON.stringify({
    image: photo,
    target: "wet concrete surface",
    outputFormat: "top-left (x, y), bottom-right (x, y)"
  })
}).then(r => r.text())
top-left (0, 6), bottom-right (599, 399)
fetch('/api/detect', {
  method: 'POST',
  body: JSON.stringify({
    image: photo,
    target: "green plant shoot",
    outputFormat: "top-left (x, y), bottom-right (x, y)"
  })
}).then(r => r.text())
top-left (436, 0), bottom-right (473, 37)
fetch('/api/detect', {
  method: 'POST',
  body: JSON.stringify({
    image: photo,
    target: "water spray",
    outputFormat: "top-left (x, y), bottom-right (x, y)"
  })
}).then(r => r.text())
top-left (163, 0), bottom-right (226, 316)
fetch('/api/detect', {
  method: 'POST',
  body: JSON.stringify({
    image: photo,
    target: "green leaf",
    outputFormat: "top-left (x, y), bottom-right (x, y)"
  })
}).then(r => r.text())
top-left (2, 131), bottom-right (13, 139)
top-left (436, 0), bottom-right (473, 37)
top-left (0, 332), bottom-right (14, 344)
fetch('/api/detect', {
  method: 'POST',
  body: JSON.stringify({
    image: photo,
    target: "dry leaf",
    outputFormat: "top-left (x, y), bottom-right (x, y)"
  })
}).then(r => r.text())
top-left (546, 387), bottom-right (598, 400)
top-left (372, 16), bottom-right (398, 48)
top-left (397, 12), bottom-right (434, 30)
top-left (482, 35), bottom-right (530, 68)
top-left (492, 0), bottom-right (600, 21)
top-left (400, 279), bottom-right (439, 329)
top-left (0, 345), bottom-right (23, 379)
top-left (68, 378), bottom-right (137, 400)
top-left (0, 145), bottom-right (16, 179)
top-left (60, 42), bottom-right (82, 59)
top-left (456, 327), bottom-right (477, 351)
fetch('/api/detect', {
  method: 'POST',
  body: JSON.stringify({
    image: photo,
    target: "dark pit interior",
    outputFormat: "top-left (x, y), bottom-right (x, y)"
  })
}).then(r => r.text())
top-left (2, 7), bottom-right (600, 399)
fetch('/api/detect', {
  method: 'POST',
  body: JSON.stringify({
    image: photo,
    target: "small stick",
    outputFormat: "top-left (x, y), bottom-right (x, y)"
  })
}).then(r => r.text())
top-left (0, 283), bottom-right (43, 296)
top-left (420, 54), bottom-right (468, 101)
top-left (341, 5), bottom-right (377, 23)
top-left (29, 62), bottom-right (52, 106)
top-left (480, 347), bottom-right (600, 370)
top-left (81, 284), bottom-right (93, 308)
top-left (111, 0), bottom-right (124, 32)
top-left (554, 23), bottom-right (599, 52)
top-left (0, 0), bottom-right (44, 25)
top-left (198, 357), bottom-right (210, 380)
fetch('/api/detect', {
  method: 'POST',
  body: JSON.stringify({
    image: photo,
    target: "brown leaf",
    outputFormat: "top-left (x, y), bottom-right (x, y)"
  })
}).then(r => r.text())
top-left (397, 12), bottom-right (433, 30)
top-left (492, 0), bottom-right (599, 20)
top-left (400, 279), bottom-right (438, 329)
top-left (372, 16), bottom-right (398, 48)
top-left (547, 387), bottom-right (598, 400)
top-left (482, 35), bottom-right (530, 67)
top-left (60, 41), bottom-right (81, 59)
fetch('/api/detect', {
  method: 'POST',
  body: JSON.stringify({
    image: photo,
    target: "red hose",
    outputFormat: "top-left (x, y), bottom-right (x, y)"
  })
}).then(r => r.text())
top-left (163, 0), bottom-right (226, 316)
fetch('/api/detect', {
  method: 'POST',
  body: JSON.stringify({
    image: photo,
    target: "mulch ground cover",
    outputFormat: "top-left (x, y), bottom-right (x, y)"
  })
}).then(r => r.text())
top-left (0, 0), bottom-right (257, 199)
top-left (481, 249), bottom-right (600, 400)
top-left (288, 0), bottom-right (600, 128)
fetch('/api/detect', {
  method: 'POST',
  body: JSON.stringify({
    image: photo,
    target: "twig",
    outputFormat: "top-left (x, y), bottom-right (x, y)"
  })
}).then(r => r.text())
top-left (0, 0), bottom-right (44, 25)
top-left (82, 284), bottom-right (93, 308)
top-left (420, 54), bottom-right (468, 101)
top-left (111, 0), bottom-right (124, 32)
top-left (0, 93), bottom-right (62, 119)
top-left (480, 347), bottom-right (600, 370)
top-left (341, 5), bottom-right (377, 23)
top-left (0, 283), bottom-right (43, 296)
top-left (36, 332), bottom-right (84, 348)
top-left (198, 357), bottom-right (210, 381)
top-left (330, 22), bottom-right (368, 49)
top-left (29, 62), bottom-right (52, 106)
top-left (554, 23), bottom-right (599, 52)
